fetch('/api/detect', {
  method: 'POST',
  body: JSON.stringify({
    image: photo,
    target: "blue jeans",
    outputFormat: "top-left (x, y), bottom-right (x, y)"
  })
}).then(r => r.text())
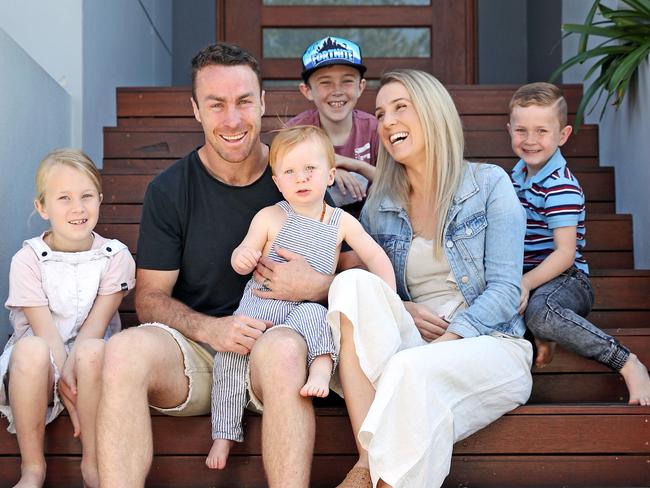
top-left (524, 267), bottom-right (630, 371)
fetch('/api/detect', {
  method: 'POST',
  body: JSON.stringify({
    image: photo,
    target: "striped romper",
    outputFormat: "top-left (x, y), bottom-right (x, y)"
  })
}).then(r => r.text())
top-left (211, 200), bottom-right (342, 442)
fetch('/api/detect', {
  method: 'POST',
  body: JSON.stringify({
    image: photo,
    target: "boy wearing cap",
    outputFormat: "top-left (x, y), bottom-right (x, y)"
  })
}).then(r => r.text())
top-left (287, 36), bottom-right (378, 210)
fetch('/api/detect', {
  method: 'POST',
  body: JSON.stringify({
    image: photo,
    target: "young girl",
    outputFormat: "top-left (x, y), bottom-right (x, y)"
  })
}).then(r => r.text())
top-left (206, 125), bottom-right (396, 470)
top-left (0, 149), bottom-right (135, 488)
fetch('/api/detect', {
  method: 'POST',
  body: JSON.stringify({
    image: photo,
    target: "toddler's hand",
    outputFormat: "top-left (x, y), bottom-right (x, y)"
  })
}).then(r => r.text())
top-left (233, 246), bottom-right (262, 275)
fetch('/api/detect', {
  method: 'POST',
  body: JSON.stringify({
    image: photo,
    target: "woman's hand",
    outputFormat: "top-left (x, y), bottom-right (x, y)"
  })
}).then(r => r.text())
top-left (403, 301), bottom-right (449, 341)
top-left (517, 280), bottom-right (531, 315)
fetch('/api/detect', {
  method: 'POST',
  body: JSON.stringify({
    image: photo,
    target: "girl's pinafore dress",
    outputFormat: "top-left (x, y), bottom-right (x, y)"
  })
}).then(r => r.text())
top-left (0, 233), bottom-right (133, 433)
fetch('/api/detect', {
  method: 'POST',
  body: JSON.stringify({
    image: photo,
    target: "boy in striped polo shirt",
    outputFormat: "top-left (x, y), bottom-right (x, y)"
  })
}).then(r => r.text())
top-left (508, 82), bottom-right (650, 405)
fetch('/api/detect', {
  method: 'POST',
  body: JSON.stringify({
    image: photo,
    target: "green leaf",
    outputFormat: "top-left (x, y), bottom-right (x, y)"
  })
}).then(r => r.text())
top-left (621, 0), bottom-right (650, 16)
top-left (554, 0), bottom-right (650, 130)
top-left (549, 45), bottom-right (633, 82)
top-left (578, 0), bottom-right (601, 54)
top-left (608, 44), bottom-right (650, 92)
top-left (574, 56), bottom-right (620, 130)
top-left (562, 24), bottom-right (627, 39)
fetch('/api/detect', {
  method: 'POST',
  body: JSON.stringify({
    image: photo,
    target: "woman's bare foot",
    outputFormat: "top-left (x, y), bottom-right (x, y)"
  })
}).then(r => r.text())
top-left (534, 339), bottom-right (556, 368)
top-left (620, 353), bottom-right (650, 406)
top-left (300, 355), bottom-right (333, 398)
top-left (206, 439), bottom-right (233, 470)
top-left (13, 463), bottom-right (46, 488)
top-left (80, 459), bottom-right (99, 488)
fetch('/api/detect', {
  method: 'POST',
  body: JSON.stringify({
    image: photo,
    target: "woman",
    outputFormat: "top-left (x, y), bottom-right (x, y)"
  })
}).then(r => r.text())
top-left (328, 69), bottom-right (533, 488)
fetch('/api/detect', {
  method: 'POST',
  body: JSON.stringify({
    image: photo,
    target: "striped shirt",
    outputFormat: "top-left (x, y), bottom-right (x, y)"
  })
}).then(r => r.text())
top-left (511, 149), bottom-right (588, 274)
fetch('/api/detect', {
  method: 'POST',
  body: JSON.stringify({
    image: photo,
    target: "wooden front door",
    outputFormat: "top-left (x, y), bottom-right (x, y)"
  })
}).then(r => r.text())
top-left (217, 0), bottom-right (475, 84)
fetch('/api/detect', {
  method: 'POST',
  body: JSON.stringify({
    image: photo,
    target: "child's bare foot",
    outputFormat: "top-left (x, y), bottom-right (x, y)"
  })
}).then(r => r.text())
top-left (300, 355), bottom-right (333, 398)
top-left (620, 353), bottom-right (650, 406)
top-left (206, 439), bottom-right (233, 470)
top-left (13, 463), bottom-right (46, 488)
top-left (534, 339), bottom-right (556, 368)
top-left (80, 459), bottom-right (99, 488)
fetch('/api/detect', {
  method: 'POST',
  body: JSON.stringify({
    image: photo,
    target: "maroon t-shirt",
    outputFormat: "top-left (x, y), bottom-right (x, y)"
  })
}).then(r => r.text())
top-left (287, 108), bottom-right (379, 166)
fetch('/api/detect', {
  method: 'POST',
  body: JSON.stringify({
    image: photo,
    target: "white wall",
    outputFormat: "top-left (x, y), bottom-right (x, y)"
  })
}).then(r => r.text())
top-left (0, 28), bottom-right (71, 342)
top-left (0, 0), bottom-right (172, 167)
top-left (599, 60), bottom-right (650, 268)
top-left (0, 0), bottom-right (83, 146)
top-left (83, 0), bottom-right (172, 165)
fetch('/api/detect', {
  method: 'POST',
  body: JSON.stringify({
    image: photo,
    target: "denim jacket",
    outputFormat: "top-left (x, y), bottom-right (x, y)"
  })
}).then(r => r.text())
top-left (360, 162), bottom-right (526, 338)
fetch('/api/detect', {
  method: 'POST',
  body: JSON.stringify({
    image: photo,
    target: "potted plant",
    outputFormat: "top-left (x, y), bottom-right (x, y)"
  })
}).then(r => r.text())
top-left (550, 0), bottom-right (650, 130)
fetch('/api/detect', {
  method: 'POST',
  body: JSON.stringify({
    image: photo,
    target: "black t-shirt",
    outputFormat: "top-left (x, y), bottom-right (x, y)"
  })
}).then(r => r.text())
top-left (137, 149), bottom-right (282, 317)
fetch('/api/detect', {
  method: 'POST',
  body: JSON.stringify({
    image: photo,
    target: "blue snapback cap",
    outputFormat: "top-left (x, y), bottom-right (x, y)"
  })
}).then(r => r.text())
top-left (301, 36), bottom-right (367, 82)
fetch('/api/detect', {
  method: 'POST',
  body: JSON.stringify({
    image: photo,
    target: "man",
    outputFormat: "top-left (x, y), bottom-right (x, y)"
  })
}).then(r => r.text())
top-left (96, 42), bottom-right (333, 487)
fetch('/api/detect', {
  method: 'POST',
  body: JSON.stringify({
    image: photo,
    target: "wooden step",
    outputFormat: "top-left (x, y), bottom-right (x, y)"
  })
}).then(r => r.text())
top-left (0, 404), bottom-right (647, 487)
top-left (99, 165), bottom-right (614, 203)
top-left (115, 309), bottom-right (650, 332)
top-left (2, 404), bottom-right (646, 456)
top-left (95, 213), bottom-right (634, 265)
top-left (113, 269), bottom-right (650, 330)
top-left (0, 454), bottom-right (647, 488)
top-left (103, 125), bottom-right (598, 160)
top-left (115, 85), bottom-right (587, 118)
top-left (117, 112), bottom-right (591, 132)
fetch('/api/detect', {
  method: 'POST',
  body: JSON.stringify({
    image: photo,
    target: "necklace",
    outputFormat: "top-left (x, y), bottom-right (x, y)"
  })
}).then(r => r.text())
top-left (319, 200), bottom-right (327, 222)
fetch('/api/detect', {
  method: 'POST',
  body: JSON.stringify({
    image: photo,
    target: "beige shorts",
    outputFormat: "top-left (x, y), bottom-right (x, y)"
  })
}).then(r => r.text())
top-left (139, 322), bottom-right (214, 416)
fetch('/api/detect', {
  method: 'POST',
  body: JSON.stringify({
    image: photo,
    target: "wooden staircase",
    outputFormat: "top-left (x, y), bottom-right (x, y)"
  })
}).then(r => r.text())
top-left (0, 85), bottom-right (648, 487)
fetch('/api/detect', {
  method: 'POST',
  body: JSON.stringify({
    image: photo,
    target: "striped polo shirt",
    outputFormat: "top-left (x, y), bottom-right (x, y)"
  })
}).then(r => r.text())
top-left (511, 149), bottom-right (589, 274)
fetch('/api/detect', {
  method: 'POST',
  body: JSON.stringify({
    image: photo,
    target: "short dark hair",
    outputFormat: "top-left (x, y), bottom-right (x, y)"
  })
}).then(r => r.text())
top-left (191, 42), bottom-right (262, 102)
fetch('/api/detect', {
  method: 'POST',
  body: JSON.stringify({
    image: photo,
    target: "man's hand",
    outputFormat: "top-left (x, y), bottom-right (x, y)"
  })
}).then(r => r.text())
top-left (232, 246), bottom-right (262, 275)
top-left (403, 301), bottom-right (449, 342)
top-left (204, 315), bottom-right (271, 355)
top-left (333, 169), bottom-right (365, 202)
top-left (253, 247), bottom-right (331, 302)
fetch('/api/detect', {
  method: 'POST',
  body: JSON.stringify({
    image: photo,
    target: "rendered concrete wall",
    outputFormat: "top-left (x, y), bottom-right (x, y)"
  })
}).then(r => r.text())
top-left (0, 29), bottom-right (71, 342)
top-left (82, 0), bottom-right (172, 165)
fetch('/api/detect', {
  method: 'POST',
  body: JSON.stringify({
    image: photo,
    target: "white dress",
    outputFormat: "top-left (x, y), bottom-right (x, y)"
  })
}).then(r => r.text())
top-left (0, 232), bottom-right (135, 433)
top-left (327, 248), bottom-right (532, 487)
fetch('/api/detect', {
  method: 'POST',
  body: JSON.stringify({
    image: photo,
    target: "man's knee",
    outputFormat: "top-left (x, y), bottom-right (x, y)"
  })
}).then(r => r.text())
top-left (250, 329), bottom-right (308, 395)
top-left (103, 328), bottom-right (160, 385)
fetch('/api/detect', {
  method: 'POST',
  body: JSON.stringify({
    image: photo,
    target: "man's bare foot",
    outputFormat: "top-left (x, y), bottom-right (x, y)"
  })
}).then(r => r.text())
top-left (300, 355), bottom-right (333, 398)
top-left (206, 438), bottom-right (233, 470)
top-left (620, 353), bottom-right (650, 406)
top-left (534, 339), bottom-right (556, 368)
top-left (13, 463), bottom-right (46, 488)
top-left (80, 459), bottom-right (99, 488)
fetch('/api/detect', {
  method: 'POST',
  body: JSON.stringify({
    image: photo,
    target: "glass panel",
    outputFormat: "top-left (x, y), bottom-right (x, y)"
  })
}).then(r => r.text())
top-left (264, 28), bottom-right (430, 58)
top-left (264, 0), bottom-right (429, 4)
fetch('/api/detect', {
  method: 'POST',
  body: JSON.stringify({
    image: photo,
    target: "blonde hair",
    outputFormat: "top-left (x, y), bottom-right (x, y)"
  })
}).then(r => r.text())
top-left (35, 148), bottom-right (102, 205)
top-left (269, 125), bottom-right (336, 173)
top-left (366, 69), bottom-right (466, 256)
top-left (509, 82), bottom-right (568, 127)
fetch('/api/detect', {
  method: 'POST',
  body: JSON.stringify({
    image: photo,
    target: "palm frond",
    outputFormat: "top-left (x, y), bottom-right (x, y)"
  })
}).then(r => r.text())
top-left (549, 0), bottom-right (650, 131)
